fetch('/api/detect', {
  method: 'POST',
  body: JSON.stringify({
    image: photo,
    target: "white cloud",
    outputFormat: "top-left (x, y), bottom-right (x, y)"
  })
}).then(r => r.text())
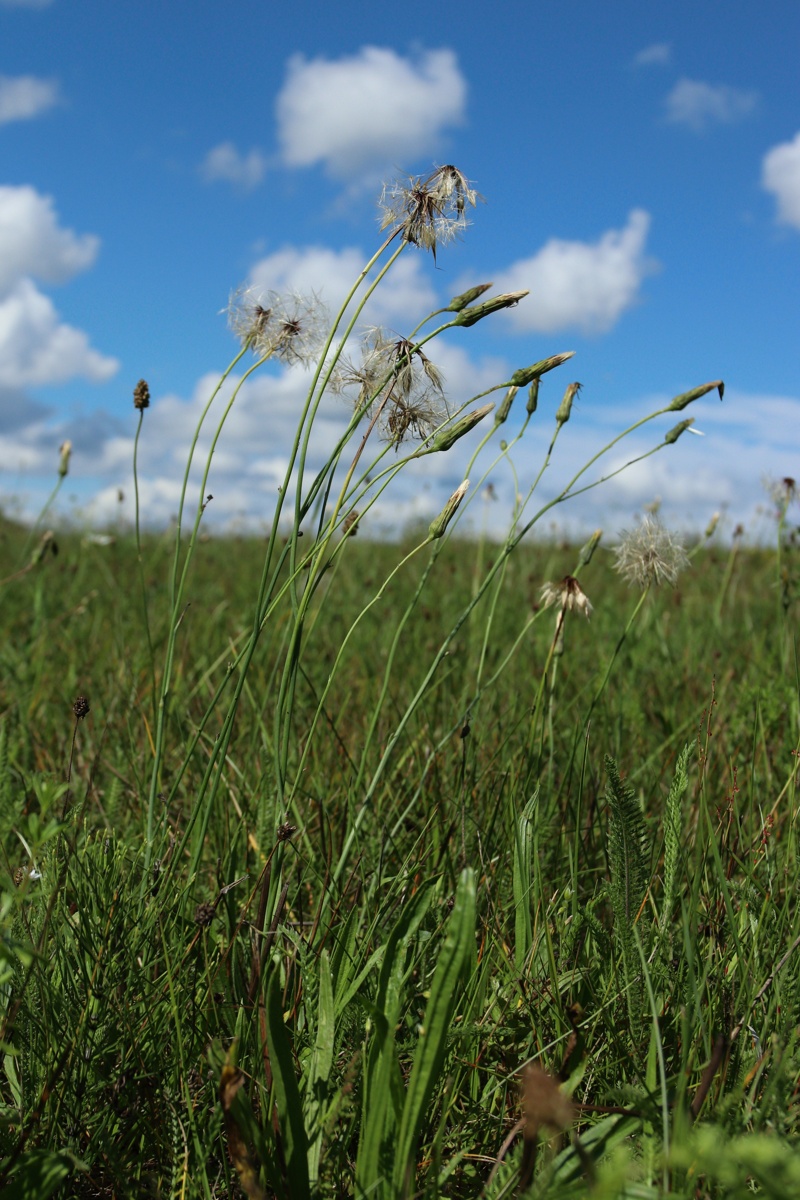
top-left (762, 131), bottom-right (800, 229)
top-left (490, 210), bottom-right (655, 335)
top-left (246, 244), bottom-right (438, 328)
top-left (0, 186), bottom-right (98, 294)
top-left (0, 279), bottom-right (118, 387)
top-left (200, 142), bottom-right (268, 190)
top-left (0, 75), bottom-right (59, 125)
top-left (632, 43), bottom-right (671, 67)
top-left (664, 79), bottom-right (758, 132)
top-left (0, 187), bottom-right (117, 391)
top-left (275, 46), bottom-right (466, 180)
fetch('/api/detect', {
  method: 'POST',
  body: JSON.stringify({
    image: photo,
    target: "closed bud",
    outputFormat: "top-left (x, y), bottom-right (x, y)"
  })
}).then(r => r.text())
top-left (509, 351), bottom-right (575, 388)
top-left (430, 403), bottom-right (494, 452)
top-left (494, 385), bottom-right (519, 426)
top-left (555, 382), bottom-right (581, 426)
top-left (704, 512), bottom-right (720, 539)
top-left (429, 480), bottom-right (469, 539)
top-left (453, 291), bottom-right (529, 327)
top-left (664, 418), bottom-right (693, 444)
top-left (446, 283), bottom-right (493, 312)
top-left (577, 529), bottom-right (602, 567)
top-left (58, 440), bottom-right (72, 478)
top-left (526, 379), bottom-right (540, 414)
top-left (668, 380), bottom-right (724, 411)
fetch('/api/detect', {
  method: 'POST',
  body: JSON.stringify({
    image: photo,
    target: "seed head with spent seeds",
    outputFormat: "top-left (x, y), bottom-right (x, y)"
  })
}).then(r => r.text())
top-left (333, 327), bottom-right (448, 447)
top-left (539, 575), bottom-right (593, 619)
top-left (378, 164), bottom-right (481, 261)
top-left (227, 287), bottom-right (328, 366)
top-left (614, 515), bottom-right (689, 588)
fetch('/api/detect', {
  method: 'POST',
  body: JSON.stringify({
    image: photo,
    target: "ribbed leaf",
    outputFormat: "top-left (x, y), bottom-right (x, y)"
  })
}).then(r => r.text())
top-left (265, 971), bottom-right (310, 1200)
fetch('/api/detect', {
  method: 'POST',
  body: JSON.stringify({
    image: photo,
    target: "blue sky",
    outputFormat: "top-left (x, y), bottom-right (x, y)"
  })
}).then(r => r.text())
top-left (1, 0), bottom-right (798, 538)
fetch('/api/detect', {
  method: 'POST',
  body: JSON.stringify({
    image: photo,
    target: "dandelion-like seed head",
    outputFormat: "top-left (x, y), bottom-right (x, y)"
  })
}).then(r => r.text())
top-left (764, 475), bottom-right (798, 513)
top-left (334, 326), bottom-right (448, 447)
top-left (539, 575), bottom-right (593, 619)
top-left (378, 164), bottom-right (481, 260)
top-left (227, 286), bottom-right (328, 366)
top-left (614, 515), bottom-right (689, 589)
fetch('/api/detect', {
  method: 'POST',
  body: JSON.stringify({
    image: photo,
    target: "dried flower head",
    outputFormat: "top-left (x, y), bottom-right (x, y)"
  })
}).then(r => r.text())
top-left (227, 287), bottom-right (328, 366)
top-left (73, 694), bottom-right (91, 721)
top-left (614, 515), bottom-right (689, 588)
top-left (378, 165), bottom-right (481, 260)
top-left (334, 328), bottom-right (448, 447)
top-left (764, 475), bottom-right (798, 514)
top-left (133, 379), bottom-right (150, 410)
top-left (539, 575), bottom-right (593, 619)
top-left (194, 901), bottom-right (215, 927)
top-left (520, 1064), bottom-right (575, 1138)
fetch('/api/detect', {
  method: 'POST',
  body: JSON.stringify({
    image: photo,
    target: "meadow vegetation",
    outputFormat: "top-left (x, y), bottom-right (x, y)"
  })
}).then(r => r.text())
top-left (1, 166), bottom-right (798, 1198)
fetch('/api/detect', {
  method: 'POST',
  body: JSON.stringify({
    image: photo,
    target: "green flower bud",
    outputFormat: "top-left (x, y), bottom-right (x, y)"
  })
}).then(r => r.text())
top-left (494, 385), bottom-right (519, 426)
top-left (509, 351), bottom-right (575, 388)
top-left (446, 283), bottom-right (493, 312)
top-left (429, 480), bottom-right (469, 539)
top-left (668, 380), bottom-right (724, 411)
top-left (664, 418), bottom-right (694, 444)
top-left (430, 403), bottom-right (494, 452)
top-left (526, 379), bottom-right (539, 414)
top-left (453, 291), bottom-right (529, 327)
top-left (577, 529), bottom-right (602, 567)
top-left (555, 382), bottom-right (581, 426)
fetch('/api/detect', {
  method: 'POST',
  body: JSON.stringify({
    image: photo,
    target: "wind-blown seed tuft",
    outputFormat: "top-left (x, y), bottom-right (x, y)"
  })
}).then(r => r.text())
top-left (614, 516), bottom-right (689, 588)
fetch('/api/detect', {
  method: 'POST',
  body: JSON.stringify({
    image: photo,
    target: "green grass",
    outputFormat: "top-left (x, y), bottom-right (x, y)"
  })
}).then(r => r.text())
top-left (1, 516), bottom-right (798, 1199)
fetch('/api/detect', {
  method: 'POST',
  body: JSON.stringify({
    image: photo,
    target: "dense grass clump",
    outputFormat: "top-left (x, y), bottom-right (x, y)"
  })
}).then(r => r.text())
top-left (0, 519), bottom-right (798, 1198)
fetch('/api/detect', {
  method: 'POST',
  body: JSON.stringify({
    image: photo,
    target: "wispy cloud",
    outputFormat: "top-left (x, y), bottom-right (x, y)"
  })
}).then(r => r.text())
top-left (632, 43), bottom-right (671, 67)
top-left (275, 46), bottom-right (467, 182)
top-left (762, 131), bottom-right (800, 230)
top-left (490, 210), bottom-right (655, 335)
top-left (664, 78), bottom-right (758, 132)
top-left (0, 74), bottom-right (60, 126)
top-left (199, 142), bottom-right (268, 191)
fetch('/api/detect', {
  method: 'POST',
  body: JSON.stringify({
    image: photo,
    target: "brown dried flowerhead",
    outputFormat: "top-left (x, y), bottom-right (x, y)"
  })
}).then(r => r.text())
top-left (378, 164), bottom-right (482, 261)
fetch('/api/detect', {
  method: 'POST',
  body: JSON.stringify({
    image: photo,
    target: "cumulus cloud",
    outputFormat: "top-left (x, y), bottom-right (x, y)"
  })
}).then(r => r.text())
top-left (664, 78), bottom-right (758, 132)
top-left (200, 142), bottom-right (268, 190)
top-left (0, 186), bottom-right (117, 396)
top-left (632, 43), bottom-right (671, 67)
top-left (246, 244), bottom-right (438, 328)
top-left (0, 186), bottom-right (98, 293)
top-left (275, 46), bottom-right (466, 180)
top-left (490, 210), bottom-right (655, 335)
top-left (0, 75), bottom-right (60, 125)
top-left (0, 280), bottom-right (118, 387)
top-left (762, 131), bottom-right (800, 229)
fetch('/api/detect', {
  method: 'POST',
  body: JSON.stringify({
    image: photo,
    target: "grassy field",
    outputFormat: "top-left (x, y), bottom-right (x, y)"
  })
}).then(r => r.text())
top-left (0, 516), bottom-right (798, 1199)
top-left (1, 168), bottom-right (799, 1197)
